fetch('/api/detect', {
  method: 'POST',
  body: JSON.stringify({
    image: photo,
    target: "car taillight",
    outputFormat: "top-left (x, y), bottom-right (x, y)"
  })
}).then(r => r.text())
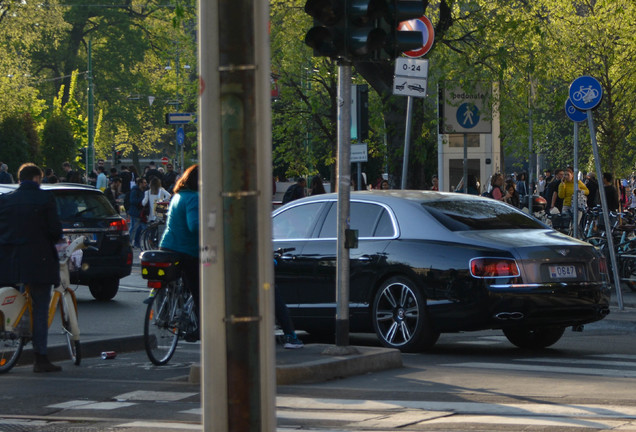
top-left (109, 219), bottom-right (128, 233)
top-left (470, 257), bottom-right (520, 278)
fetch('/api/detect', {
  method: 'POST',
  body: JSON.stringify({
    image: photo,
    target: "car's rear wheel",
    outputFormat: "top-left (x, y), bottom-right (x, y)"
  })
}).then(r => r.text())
top-left (503, 326), bottom-right (565, 349)
top-left (88, 277), bottom-right (119, 301)
top-left (372, 276), bottom-right (439, 353)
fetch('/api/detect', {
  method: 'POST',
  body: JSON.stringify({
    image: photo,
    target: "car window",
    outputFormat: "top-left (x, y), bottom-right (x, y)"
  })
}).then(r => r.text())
top-left (55, 191), bottom-right (118, 220)
top-left (318, 202), bottom-right (391, 238)
top-left (273, 202), bottom-right (324, 239)
top-left (422, 199), bottom-right (545, 231)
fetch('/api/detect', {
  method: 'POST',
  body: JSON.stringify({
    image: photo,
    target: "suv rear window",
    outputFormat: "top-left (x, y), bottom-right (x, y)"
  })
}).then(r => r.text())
top-left (422, 200), bottom-right (544, 231)
top-left (54, 190), bottom-right (118, 220)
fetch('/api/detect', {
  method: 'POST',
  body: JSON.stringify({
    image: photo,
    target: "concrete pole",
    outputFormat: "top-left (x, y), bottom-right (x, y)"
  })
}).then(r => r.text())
top-left (199, 0), bottom-right (275, 430)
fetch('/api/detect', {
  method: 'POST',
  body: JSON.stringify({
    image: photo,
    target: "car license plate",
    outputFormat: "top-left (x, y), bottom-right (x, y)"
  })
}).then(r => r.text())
top-left (66, 233), bottom-right (97, 243)
top-left (549, 265), bottom-right (577, 279)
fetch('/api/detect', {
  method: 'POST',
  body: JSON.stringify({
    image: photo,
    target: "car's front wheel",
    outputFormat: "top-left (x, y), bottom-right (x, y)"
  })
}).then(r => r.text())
top-left (372, 276), bottom-right (439, 353)
top-left (503, 326), bottom-right (565, 349)
top-left (88, 277), bottom-right (119, 301)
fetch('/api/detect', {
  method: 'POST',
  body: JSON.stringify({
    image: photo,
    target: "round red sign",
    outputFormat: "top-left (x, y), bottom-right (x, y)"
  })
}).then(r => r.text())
top-left (398, 15), bottom-right (435, 58)
top-left (161, 156), bottom-right (169, 165)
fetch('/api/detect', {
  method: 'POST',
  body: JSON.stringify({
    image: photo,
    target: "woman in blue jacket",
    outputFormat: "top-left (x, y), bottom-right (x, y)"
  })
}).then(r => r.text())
top-left (159, 164), bottom-right (200, 340)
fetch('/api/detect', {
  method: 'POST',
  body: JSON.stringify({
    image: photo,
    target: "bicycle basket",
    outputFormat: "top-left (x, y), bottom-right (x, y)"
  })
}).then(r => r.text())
top-left (140, 250), bottom-right (181, 281)
top-left (551, 213), bottom-right (571, 229)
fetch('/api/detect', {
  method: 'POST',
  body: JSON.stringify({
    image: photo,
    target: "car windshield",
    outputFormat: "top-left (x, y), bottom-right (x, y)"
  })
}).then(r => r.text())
top-left (55, 191), bottom-right (118, 220)
top-left (422, 199), bottom-right (545, 231)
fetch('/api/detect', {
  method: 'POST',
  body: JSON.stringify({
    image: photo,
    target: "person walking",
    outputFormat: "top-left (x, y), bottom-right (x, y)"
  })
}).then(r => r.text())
top-left (0, 163), bottom-right (14, 184)
top-left (142, 177), bottom-right (171, 222)
top-left (0, 163), bottom-right (63, 372)
top-left (309, 175), bottom-right (326, 196)
top-left (128, 177), bottom-right (148, 249)
top-left (159, 165), bottom-right (200, 341)
top-left (282, 178), bottom-right (306, 204)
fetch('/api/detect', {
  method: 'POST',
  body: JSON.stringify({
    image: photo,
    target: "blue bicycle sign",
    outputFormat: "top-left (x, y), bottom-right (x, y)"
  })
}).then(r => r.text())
top-left (569, 76), bottom-right (603, 110)
top-left (565, 98), bottom-right (587, 123)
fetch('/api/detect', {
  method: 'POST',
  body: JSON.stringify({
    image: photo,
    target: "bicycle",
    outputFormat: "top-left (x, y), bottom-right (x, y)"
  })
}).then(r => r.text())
top-left (139, 200), bottom-right (169, 251)
top-left (140, 249), bottom-right (197, 366)
top-left (0, 235), bottom-right (93, 373)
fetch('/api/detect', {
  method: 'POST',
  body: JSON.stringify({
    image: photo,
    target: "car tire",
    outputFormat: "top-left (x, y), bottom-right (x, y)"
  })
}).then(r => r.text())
top-left (503, 326), bottom-right (565, 349)
top-left (372, 276), bottom-right (439, 353)
top-left (88, 277), bottom-right (119, 301)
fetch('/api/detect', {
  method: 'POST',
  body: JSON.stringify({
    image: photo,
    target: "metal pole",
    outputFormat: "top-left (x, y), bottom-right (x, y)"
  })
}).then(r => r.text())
top-left (527, 106), bottom-right (533, 212)
top-left (336, 61), bottom-right (351, 347)
top-left (588, 112), bottom-right (623, 310)
top-left (572, 122), bottom-right (579, 238)
top-left (462, 134), bottom-right (467, 193)
top-left (87, 40), bottom-right (94, 178)
top-left (400, 96), bottom-right (413, 190)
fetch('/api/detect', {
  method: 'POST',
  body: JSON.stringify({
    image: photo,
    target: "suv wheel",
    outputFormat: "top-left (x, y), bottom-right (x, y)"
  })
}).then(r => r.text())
top-left (88, 277), bottom-right (119, 301)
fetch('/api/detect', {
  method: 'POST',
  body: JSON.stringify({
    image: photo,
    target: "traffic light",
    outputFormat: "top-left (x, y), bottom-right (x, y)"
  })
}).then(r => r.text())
top-left (304, 0), bottom-right (425, 60)
top-left (382, 0), bottom-right (425, 58)
top-left (114, 150), bottom-right (123, 165)
top-left (304, 0), bottom-right (346, 58)
top-left (77, 147), bottom-right (87, 166)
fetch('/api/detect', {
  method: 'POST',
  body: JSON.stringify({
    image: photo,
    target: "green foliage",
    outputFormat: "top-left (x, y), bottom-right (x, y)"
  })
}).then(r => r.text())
top-left (0, 114), bottom-right (38, 177)
top-left (41, 114), bottom-right (76, 173)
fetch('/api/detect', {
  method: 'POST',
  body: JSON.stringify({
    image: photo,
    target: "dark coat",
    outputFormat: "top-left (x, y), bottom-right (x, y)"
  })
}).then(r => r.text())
top-left (128, 185), bottom-right (144, 218)
top-left (0, 181), bottom-right (63, 285)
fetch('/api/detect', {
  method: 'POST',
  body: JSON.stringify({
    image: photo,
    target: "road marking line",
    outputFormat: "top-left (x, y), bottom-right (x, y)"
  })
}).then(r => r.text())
top-left (46, 400), bottom-right (137, 410)
top-left (423, 414), bottom-right (626, 429)
top-left (276, 397), bottom-right (636, 419)
top-left (119, 421), bottom-right (200, 429)
top-left (515, 357), bottom-right (636, 368)
top-left (443, 361), bottom-right (636, 378)
top-left (115, 390), bottom-right (197, 401)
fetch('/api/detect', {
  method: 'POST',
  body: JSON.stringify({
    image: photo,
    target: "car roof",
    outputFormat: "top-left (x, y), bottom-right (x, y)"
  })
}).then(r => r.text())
top-left (0, 183), bottom-right (99, 194)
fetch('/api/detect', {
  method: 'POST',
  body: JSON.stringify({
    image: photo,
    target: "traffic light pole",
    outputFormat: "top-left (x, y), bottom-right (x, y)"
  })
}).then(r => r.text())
top-left (336, 60), bottom-right (352, 348)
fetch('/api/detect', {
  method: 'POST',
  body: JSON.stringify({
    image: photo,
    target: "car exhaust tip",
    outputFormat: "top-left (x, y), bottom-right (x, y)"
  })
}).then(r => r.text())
top-left (599, 307), bottom-right (610, 317)
top-left (494, 312), bottom-right (525, 320)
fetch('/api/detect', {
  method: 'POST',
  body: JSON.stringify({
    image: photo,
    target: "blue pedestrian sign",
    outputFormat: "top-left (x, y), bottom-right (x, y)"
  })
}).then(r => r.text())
top-left (565, 98), bottom-right (587, 123)
top-left (176, 127), bottom-right (185, 146)
top-left (456, 103), bottom-right (480, 129)
top-left (569, 76), bottom-right (603, 110)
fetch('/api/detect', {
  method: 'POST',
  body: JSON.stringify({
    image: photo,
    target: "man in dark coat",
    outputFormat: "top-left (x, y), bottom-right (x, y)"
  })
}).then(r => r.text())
top-left (282, 178), bottom-right (306, 204)
top-left (0, 163), bottom-right (63, 372)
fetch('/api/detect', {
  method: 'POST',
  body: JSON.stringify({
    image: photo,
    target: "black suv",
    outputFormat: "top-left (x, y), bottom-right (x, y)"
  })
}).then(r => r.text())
top-left (0, 183), bottom-right (132, 300)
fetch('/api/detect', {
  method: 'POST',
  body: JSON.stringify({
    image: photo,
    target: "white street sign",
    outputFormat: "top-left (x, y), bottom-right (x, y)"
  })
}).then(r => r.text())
top-left (351, 143), bottom-right (368, 163)
top-left (393, 58), bottom-right (429, 98)
top-left (393, 77), bottom-right (428, 98)
top-left (394, 58), bottom-right (429, 78)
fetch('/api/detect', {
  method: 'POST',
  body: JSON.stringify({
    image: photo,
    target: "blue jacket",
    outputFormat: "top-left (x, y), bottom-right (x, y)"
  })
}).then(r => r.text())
top-left (159, 190), bottom-right (199, 258)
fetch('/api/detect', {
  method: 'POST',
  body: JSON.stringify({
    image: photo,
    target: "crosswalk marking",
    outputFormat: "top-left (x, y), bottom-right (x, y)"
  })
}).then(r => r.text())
top-left (46, 400), bottom-right (136, 410)
top-left (119, 421), bottom-right (200, 430)
top-left (115, 390), bottom-right (197, 401)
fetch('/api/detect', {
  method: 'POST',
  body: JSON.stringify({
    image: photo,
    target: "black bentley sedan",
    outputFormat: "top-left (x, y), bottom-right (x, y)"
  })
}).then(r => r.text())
top-left (273, 190), bottom-right (611, 352)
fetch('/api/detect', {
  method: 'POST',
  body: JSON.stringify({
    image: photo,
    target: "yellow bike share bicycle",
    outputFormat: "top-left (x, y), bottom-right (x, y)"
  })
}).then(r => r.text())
top-left (0, 235), bottom-right (92, 373)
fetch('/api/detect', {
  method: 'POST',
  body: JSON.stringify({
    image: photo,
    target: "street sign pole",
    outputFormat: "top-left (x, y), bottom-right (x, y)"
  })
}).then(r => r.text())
top-left (568, 75), bottom-right (623, 310)
top-left (400, 96), bottom-right (413, 190)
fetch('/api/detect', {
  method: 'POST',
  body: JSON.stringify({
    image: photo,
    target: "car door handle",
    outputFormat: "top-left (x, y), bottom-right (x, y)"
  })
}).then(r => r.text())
top-left (279, 255), bottom-right (294, 260)
top-left (357, 255), bottom-right (372, 262)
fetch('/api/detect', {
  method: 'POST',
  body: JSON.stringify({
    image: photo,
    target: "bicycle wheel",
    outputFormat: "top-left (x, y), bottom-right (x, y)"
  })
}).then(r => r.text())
top-left (141, 224), bottom-right (159, 250)
top-left (61, 292), bottom-right (81, 365)
top-left (0, 328), bottom-right (26, 374)
top-left (144, 283), bottom-right (181, 365)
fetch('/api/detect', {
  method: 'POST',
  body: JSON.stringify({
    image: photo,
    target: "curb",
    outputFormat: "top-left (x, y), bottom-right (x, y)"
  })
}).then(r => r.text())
top-left (188, 344), bottom-right (403, 386)
top-left (276, 345), bottom-right (403, 385)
